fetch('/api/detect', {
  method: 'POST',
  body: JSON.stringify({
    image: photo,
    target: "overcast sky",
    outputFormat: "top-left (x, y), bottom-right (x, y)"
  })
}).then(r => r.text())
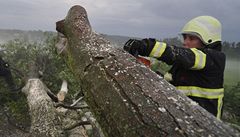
top-left (0, 0), bottom-right (239, 42)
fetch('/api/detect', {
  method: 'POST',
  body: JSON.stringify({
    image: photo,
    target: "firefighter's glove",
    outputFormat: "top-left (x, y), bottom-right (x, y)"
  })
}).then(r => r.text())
top-left (123, 38), bottom-right (156, 57)
top-left (123, 39), bottom-right (145, 56)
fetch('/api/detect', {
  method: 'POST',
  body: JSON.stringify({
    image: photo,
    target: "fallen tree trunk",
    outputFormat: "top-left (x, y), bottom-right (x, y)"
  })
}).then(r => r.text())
top-left (22, 60), bottom-right (64, 137)
top-left (21, 57), bottom-right (98, 137)
top-left (22, 79), bottom-right (63, 137)
top-left (56, 5), bottom-right (240, 137)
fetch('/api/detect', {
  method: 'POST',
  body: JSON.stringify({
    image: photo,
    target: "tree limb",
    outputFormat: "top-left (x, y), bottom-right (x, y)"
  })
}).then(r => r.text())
top-left (64, 121), bottom-right (91, 131)
top-left (57, 80), bottom-right (68, 102)
top-left (55, 102), bottom-right (89, 110)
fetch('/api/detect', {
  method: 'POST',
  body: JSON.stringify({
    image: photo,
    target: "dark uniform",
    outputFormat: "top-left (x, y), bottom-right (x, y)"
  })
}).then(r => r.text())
top-left (124, 38), bottom-right (225, 119)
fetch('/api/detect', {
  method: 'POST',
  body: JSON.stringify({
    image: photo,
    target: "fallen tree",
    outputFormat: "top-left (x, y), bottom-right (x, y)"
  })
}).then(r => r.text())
top-left (20, 58), bottom-right (63, 136)
top-left (19, 55), bottom-right (98, 137)
top-left (0, 31), bottom-right (105, 137)
top-left (55, 5), bottom-right (240, 137)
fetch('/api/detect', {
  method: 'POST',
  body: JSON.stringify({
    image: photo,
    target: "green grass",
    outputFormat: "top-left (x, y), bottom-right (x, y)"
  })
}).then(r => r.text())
top-left (223, 59), bottom-right (240, 126)
top-left (224, 59), bottom-right (240, 86)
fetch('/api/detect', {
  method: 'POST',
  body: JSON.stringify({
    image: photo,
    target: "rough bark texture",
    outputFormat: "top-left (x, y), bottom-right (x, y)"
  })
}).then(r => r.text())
top-left (22, 79), bottom-right (64, 137)
top-left (56, 5), bottom-right (240, 137)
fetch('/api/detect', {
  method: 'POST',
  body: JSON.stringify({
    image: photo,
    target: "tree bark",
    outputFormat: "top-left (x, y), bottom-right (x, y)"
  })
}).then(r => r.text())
top-left (56, 5), bottom-right (240, 137)
top-left (22, 79), bottom-right (64, 137)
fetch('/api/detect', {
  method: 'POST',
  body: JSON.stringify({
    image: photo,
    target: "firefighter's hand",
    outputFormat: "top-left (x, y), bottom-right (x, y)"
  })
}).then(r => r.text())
top-left (124, 39), bottom-right (152, 57)
top-left (123, 39), bottom-right (144, 56)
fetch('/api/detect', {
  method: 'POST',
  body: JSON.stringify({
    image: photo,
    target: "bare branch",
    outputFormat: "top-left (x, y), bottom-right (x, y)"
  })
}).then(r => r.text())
top-left (57, 80), bottom-right (68, 102)
top-left (55, 102), bottom-right (89, 110)
top-left (64, 121), bottom-right (91, 131)
top-left (70, 96), bottom-right (84, 107)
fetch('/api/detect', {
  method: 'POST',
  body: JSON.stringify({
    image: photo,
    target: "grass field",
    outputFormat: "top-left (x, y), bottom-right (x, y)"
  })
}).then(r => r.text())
top-left (224, 58), bottom-right (240, 86)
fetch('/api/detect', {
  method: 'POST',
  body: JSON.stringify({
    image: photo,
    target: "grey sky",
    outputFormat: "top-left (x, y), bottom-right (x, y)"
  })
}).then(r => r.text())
top-left (0, 0), bottom-right (239, 42)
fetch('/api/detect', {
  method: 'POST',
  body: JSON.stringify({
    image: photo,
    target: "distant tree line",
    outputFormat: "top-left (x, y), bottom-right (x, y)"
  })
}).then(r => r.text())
top-left (222, 41), bottom-right (240, 59)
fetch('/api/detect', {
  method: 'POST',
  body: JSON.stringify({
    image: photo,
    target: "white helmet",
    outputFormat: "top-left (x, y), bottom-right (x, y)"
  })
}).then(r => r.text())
top-left (181, 16), bottom-right (222, 45)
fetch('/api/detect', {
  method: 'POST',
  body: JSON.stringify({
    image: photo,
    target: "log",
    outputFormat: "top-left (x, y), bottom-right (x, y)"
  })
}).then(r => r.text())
top-left (21, 58), bottom-right (64, 137)
top-left (21, 58), bottom-right (91, 137)
top-left (56, 5), bottom-right (240, 137)
top-left (22, 79), bottom-right (64, 137)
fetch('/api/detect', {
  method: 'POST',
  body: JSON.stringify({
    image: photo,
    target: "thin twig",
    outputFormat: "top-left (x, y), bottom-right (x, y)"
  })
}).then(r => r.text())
top-left (70, 96), bottom-right (84, 107)
top-left (64, 121), bottom-right (91, 130)
top-left (55, 103), bottom-right (89, 110)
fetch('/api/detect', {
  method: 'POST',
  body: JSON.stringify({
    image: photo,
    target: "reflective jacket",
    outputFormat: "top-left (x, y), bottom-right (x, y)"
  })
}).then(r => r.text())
top-left (149, 41), bottom-right (226, 119)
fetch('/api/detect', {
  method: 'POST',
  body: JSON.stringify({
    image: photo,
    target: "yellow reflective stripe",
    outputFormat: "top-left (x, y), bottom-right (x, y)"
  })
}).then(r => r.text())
top-left (177, 86), bottom-right (224, 119)
top-left (190, 48), bottom-right (206, 70)
top-left (176, 86), bottom-right (224, 99)
top-left (217, 95), bottom-right (224, 119)
top-left (149, 42), bottom-right (167, 58)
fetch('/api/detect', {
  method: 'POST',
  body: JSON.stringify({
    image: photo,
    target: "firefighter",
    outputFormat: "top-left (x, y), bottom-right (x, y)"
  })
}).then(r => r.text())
top-left (124, 16), bottom-right (225, 119)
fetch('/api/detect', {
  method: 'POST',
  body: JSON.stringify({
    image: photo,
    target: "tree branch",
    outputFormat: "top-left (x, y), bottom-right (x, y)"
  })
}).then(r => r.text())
top-left (64, 121), bottom-right (91, 131)
top-left (55, 102), bottom-right (89, 110)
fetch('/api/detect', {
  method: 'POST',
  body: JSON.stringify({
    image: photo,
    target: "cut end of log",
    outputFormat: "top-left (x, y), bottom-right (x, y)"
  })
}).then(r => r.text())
top-left (56, 5), bottom-right (92, 38)
top-left (57, 92), bottom-right (66, 102)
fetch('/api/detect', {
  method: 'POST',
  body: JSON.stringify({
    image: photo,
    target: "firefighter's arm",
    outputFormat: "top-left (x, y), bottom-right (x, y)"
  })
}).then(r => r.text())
top-left (148, 39), bottom-right (206, 70)
top-left (124, 38), bottom-right (206, 70)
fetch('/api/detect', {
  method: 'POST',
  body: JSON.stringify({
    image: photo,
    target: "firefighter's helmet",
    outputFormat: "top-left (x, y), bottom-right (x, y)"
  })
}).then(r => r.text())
top-left (181, 16), bottom-right (222, 45)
